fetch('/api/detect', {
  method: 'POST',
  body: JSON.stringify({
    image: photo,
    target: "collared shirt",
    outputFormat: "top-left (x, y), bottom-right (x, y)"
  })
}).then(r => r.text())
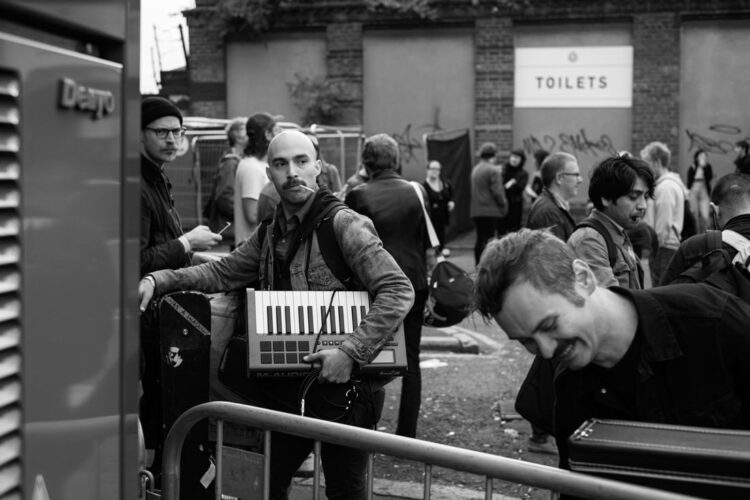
top-left (548, 189), bottom-right (570, 211)
top-left (567, 209), bottom-right (642, 289)
top-left (554, 284), bottom-right (750, 469)
top-left (273, 193), bottom-right (316, 289)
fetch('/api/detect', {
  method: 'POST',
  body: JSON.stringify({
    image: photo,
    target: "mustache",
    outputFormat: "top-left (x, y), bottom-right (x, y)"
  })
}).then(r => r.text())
top-left (282, 179), bottom-right (315, 191)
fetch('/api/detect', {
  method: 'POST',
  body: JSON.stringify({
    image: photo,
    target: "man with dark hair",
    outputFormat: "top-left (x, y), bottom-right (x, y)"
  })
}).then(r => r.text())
top-left (474, 228), bottom-right (750, 470)
top-left (661, 173), bottom-right (750, 285)
top-left (139, 96), bottom-right (222, 475)
top-left (470, 142), bottom-right (507, 264)
top-left (234, 112), bottom-right (283, 246)
top-left (140, 130), bottom-right (413, 499)
top-left (734, 139), bottom-right (750, 176)
top-left (640, 141), bottom-right (688, 285)
top-left (526, 152), bottom-right (581, 241)
top-left (568, 155), bottom-right (654, 289)
top-left (345, 133), bottom-right (430, 439)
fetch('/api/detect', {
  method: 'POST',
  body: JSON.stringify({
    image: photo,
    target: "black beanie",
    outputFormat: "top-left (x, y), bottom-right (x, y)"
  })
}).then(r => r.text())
top-left (141, 96), bottom-right (183, 129)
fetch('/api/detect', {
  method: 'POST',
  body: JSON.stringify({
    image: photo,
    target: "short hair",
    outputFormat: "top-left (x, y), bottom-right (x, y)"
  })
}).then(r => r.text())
top-left (304, 132), bottom-right (321, 160)
top-left (244, 112), bottom-right (277, 158)
top-left (509, 148), bottom-right (527, 168)
top-left (589, 156), bottom-right (655, 211)
top-left (533, 149), bottom-right (550, 167)
top-left (692, 148), bottom-right (706, 165)
top-left (710, 173), bottom-right (750, 208)
top-left (362, 133), bottom-right (399, 173)
top-left (474, 229), bottom-right (585, 319)
top-left (640, 141), bottom-right (671, 169)
top-left (478, 142), bottom-right (497, 160)
top-left (225, 116), bottom-right (247, 146)
top-left (540, 152), bottom-right (576, 188)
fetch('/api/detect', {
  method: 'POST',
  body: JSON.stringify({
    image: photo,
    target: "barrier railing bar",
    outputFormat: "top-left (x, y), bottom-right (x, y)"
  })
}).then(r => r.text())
top-left (263, 429), bottom-right (271, 499)
top-left (366, 451), bottom-right (374, 498)
top-left (423, 463), bottom-right (432, 500)
top-left (485, 476), bottom-right (492, 500)
top-left (162, 402), bottom-right (701, 500)
top-left (215, 420), bottom-right (223, 500)
top-left (313, 440), bottom-right (321, 500)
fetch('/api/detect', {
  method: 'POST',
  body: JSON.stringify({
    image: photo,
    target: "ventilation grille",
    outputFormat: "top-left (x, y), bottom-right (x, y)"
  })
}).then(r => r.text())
top-left (0, 68), bottom-right (22, 500)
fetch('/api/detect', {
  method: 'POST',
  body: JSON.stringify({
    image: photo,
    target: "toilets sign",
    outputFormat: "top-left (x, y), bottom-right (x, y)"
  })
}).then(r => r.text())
top-left (514, 46), bottom-right (633, 108)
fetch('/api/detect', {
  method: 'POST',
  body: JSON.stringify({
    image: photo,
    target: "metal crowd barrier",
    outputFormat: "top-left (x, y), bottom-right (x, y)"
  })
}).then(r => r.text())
top-left (161, 401), bottom-right (700, 500)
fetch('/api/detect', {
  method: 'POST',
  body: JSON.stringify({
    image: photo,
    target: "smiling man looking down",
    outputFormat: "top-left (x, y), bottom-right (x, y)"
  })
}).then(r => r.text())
top-left (474, 228), bottom-right (750, 471)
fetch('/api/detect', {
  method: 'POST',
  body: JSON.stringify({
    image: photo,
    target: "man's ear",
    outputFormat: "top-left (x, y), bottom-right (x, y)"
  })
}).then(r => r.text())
top-left (266, 166), bottom-right (272, 182)
top-left (314, 159), bottom-right (322, 177)
top-left (572, 259), bottom-right (597, 294)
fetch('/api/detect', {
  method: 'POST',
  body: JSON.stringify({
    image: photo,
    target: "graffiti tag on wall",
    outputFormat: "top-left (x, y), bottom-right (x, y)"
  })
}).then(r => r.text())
top-left (684, 124), bottom-right (749, 155)
top-left (522, 128), bottom-right (617, 158)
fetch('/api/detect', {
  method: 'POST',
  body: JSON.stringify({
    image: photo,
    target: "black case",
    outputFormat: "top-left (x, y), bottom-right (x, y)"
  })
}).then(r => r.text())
top-left (568, 419), bottom-right (750, 499)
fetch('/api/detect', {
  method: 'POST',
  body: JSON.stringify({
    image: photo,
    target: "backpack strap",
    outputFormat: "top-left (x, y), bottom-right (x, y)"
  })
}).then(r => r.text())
top-left (575, 218), bottom-right (617, 269)
top-left (257, 207), bottom-right (356, 290)
top-left (314, 206), bottom-right (356, 289)
top-left (722, 229), bottom-right (750, 268)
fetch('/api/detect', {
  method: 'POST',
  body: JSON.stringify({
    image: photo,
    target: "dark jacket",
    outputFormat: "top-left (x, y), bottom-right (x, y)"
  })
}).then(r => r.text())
top-left (470, 160), bottom-right (507, 218)
top-left (204, 152), bottom-right (240, 239)
top-left (554, 284), bottom-right (750, 469)
top-left (526, 189), bottom-right (576, 241)
top-left (735, 154), bottom-right (750, 176)
top-left (686, 162), bottom-right (713, 194)
top-left (345, 169), bottom-right (430, 291)
top-left (660, 213), bottom-right (750, 285)
top-left (140, 154), bottom-right (189, 276)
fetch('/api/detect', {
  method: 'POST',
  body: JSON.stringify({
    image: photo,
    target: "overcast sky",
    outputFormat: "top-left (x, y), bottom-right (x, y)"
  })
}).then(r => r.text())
top-left (141, 0), bottom-right (195, 94)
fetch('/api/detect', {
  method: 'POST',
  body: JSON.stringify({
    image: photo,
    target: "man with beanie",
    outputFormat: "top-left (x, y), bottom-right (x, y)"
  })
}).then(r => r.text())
top-left (139, 96), bottom-right (222, 479)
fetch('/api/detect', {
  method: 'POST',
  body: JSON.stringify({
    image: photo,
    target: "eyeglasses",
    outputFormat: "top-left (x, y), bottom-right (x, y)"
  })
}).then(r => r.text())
top-left (146, 127), bottom-right (187, 139)
top-left (560, 172), bottom-right (582, 179)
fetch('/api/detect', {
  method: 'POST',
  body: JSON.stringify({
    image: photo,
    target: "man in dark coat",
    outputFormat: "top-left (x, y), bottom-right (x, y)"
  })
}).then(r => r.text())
top-left (526, 152), bottom-right (581, 242)
top-left (345, 133), bottom-right (431, 439)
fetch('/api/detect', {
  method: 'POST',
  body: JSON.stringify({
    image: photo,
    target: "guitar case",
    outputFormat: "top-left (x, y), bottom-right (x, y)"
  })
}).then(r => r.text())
top-left (158, 291), bottom-right (214, 499)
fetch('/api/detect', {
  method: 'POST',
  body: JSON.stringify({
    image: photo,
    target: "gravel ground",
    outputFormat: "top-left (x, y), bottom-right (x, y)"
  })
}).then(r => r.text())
top-left (373, 311), bottom-right (559, 500)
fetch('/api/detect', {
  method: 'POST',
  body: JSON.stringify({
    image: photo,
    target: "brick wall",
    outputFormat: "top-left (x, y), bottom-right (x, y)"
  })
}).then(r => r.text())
top-left (184, 7), bottom-right (226, 117)
top-left (185, 0), bottom-right (749, 154)
top-left (632, 12), bottom-right (681, 162)
top-left (326, 23), bottom-right (363, 125)
top-left (474, 16), bottom-right (513, 154)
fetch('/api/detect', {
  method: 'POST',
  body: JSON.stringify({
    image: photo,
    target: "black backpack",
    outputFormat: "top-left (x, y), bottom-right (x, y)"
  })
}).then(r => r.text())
top-left (670, 229), bottom-right (750, 304)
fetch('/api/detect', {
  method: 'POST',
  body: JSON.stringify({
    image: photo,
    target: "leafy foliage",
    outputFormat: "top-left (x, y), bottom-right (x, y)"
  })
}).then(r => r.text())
top-left (216, 0), bottom-right (285, 35)
top-left (287, 74), bottom-right (344, 126)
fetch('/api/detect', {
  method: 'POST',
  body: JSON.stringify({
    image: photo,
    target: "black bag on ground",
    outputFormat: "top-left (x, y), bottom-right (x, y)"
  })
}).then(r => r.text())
top-left (423, 259), bottom-right (473, 327)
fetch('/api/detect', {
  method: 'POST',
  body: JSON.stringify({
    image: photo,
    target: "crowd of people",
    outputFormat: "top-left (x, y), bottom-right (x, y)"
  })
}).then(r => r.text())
top-left (138, 95), bottom-right (750, 498)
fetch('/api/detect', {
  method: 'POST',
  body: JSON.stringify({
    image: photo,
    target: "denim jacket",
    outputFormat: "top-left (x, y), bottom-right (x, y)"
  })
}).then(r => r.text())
top-left (567, 209), bottom-right (643, 289)
top-left (149, 207), bottom-right (414, 366)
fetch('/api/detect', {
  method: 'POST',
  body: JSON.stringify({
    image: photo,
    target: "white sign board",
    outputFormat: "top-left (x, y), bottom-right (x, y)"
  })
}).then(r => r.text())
top-left (514, 46), bottom-right (633, 108)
